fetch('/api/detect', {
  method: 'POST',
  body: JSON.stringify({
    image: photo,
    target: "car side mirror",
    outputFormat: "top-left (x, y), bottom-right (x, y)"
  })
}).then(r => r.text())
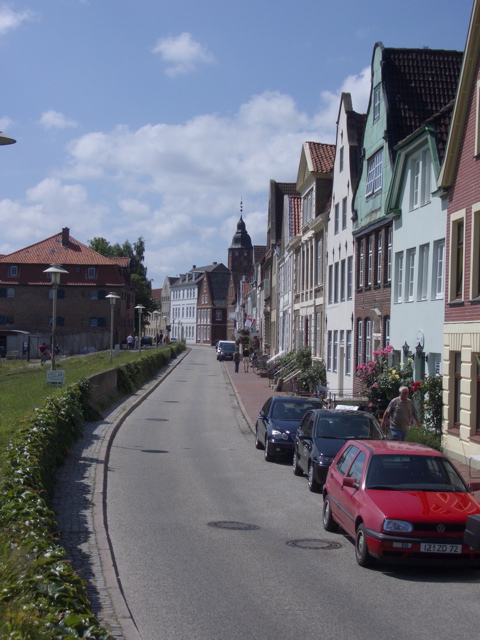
top-left (343, 476), bottom-right (357, 489)
top-left (258, 412), bottom-right (267, 420)
top-left (468, 481), bottom-right (480, 492)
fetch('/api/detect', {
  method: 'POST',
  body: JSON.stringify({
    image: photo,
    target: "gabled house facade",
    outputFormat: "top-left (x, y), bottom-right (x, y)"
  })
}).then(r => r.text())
top-left (326, 93), bottom-right (365, 397)
top-left (294, 141), bottom-right (335, 357)
top-left (196, 263), bottom-right (230, 345)
top-left (437, 0), bottom-right (480, 463)
top-left (0, 227), bottom-right (135, 356)
top-left (353, 43), bottom-right (463, 394)
top-left (386, 103), bottom-right (456, 378)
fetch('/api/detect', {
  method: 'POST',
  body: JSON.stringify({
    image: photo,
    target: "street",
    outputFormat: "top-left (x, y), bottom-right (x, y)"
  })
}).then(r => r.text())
top-left (107, 346), bottom-right (480, 640)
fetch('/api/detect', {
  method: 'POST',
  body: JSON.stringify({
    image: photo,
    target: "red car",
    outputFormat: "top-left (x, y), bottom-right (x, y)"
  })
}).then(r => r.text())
top-left (322, 440), bottom-right (480, 567)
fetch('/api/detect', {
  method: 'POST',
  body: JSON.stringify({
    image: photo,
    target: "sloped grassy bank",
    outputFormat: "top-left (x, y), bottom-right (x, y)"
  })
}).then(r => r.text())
top-left (0, 343), bottom-right (185, 639)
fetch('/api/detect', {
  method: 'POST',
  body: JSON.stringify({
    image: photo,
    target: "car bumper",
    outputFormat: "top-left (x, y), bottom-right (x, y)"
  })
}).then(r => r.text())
top-left (267, 440), bottom-right (294, 455)
top-left (365, 529), bottom-right (480, 564)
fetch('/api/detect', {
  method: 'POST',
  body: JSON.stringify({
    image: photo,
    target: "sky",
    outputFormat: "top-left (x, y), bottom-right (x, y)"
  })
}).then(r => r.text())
top-left (0, 0), bottom-right (474, 288)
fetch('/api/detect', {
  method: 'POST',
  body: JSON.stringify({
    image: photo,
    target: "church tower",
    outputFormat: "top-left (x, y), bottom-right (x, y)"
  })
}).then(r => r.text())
top-left (228, 204), bottom-right (253, 278)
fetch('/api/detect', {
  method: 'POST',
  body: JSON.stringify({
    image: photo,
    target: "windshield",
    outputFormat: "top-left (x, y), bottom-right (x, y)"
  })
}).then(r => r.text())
top-left (315, 415), bottom-right (382, 440)
top-left (366, 455), bottom-right (468, 492)
top-left (221, 344), bottom-right (236, 352)
top-left (272, 401), bottom-right (321, 420)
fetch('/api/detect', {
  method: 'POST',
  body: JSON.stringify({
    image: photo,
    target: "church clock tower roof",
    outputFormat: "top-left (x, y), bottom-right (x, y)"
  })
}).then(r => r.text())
top-left (230, 215), bottom-right (253, 249)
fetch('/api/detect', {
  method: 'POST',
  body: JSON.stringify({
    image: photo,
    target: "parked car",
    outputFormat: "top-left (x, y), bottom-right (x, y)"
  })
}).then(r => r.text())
top-left (292, 409), bottom-right (386, 492)
top-left (255, 396), bottom-right (323, 462)
top-left (216, 340), bottom-right (236, 361)
top-left (322, 440), bottom-right (480, 567)
top-left (141, 336), bottom-right (153, 346)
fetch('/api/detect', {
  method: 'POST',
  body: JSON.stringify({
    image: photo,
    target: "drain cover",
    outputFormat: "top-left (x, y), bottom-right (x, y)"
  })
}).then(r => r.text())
top-left (286, 538), bottom-right (342, 550)
top-left (208, 521), bottom-right (260, 531)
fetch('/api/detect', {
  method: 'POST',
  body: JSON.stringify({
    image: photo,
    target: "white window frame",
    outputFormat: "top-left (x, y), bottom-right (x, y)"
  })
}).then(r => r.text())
top-left (395, 252), bottom-right (404, 303)
top-left (433, 239), bottom-right (445, 300)
top-left (406, 248), bottom-right (416, 302)
top-left (373, 84), bottom-right (381, 122)
top-left (366, 148), bottom-right (383, 196)
top-left (418, 244), bottom-right (430, 301)
top-left (347, 256), bottom-right (353, 300)
top-left (342, 197), bottom-right (348, 230)
top-left (376, 231), bottom-right (382, 284)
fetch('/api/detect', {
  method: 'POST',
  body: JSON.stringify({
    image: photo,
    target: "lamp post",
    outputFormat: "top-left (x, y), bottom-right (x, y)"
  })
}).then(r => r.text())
top-left (135, 305), bottom-right (145, 354)
top-left (153, 311), bottom-right (160, 347)
top-left (105, 293), bottom-right (120, 363)
top-left (43, 264), bottom-right (69, 370)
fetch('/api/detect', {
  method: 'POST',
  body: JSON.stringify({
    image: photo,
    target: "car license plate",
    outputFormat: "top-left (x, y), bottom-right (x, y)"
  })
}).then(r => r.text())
top-left (420, 543), bottom-right (461, 554)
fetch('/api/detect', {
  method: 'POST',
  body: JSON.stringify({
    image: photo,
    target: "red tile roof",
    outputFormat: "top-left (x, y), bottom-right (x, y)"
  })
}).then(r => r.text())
top-left (0, 231), bottom-right (118, 266)
top-left (305, 142), bottom-right (336, 174)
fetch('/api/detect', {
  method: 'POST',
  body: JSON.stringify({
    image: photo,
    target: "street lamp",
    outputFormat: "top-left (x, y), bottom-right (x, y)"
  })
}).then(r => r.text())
top-left (153, 310), bottom-right (161, 347)
top-left (105, 293), bottom-right (120, 363)
top-left (135, 304), bottom-right (145, 354)
top-left (43, 264), bottom-right (69, 370)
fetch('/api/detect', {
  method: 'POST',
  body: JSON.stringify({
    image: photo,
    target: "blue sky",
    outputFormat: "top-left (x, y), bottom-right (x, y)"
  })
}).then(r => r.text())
top-left (0, 0), bottom-right (474, 287)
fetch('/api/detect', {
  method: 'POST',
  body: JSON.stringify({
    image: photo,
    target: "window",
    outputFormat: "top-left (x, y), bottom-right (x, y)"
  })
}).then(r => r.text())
top-left (216, 310), bottom-right (222, 321)
top-left (0, 288), bottom-right (14, 297)
top-left (342, 197), bottom-right (347, 230)
top-left (432, 239), bottom-right (445, 300)
top-left (406, 248), bottom-right (416, 301)
top-left (476, 80), bottom-right (480, 156)
top-left (471, 209), bottom-right (480, 299)
top-left (334, 202), bottom-right (339, 234)
top-left (410, 149), bottom-right (431, 210)
top-left (49, 317), bottom-right (65, 327)
top-left (450, 217), bottom-right (464, 301)
top-left (395, 252), bottom-right (404, 303)
top-left (373, 84), bottom-right (381, 122)
top-left (453, 352), bottom-right (461, 429)
top-left (366, 149), bottom-right (383, 196)
top-left (89, 317), bottom-right (106, 327)
top-left (339, 146), bottom-right (344, 172)
top-left (337, 445), bottom-right (359, 476)
top-left (333, 330), bottom-right (338, 372)
top-left (367, 236), bottom-right (373, 286)
top-left (365, 319), bottom-right (372, 363)
top-left (334, 262), bottom-right (339, 303)
top-left (8, 265), bottom-right (18, 277)
top-left (303, 189), bottom-right (314, 225)
top-left (49, 289), bottom-right (65, 299)
top-left (317, 232), bottom-right (324, 286)
top-left (347, 256), bottom-right (353, 300)
top-left (384, 317), bottom-right (390, 347)
top-left (328, 265), bottom-right (333, 305)
top-left (340, 259), bottom-right (346, 302)
top-left (346, 330), bottom-right (352, 376)
top-left (376, 231), bottom-right (382, 284)
top-left (357, 319), bottom-right (363, 367)
top-left (327, 331), bottom-right (332, 371)
top-left (387, 226), bottom-right (392, 282)
top-left (358, 241), bottom-right (364, 288)
top-left (418, 244), bottom-right (429, 301)
top-left (87, 267), bottom-right (96, 279)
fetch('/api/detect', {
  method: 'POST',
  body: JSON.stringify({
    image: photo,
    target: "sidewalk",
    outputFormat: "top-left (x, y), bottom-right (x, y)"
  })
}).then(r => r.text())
top-left (223, 359), bottom-right (480, 492)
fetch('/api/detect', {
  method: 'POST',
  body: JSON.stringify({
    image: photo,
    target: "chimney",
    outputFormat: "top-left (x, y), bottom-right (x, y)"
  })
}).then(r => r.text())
top-left (192, 265), bottom-right (196, 269)
top-left (61, 227), bottom-right (70, 247)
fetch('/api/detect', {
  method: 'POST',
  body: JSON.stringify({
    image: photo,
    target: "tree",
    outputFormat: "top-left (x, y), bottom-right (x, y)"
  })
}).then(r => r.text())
top-left (88, 236), bottom-right (156, 321)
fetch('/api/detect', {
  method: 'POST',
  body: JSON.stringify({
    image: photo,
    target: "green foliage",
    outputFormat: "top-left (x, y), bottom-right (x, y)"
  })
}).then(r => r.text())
top-left (357, 345), bottom-right (415, 410)
top-left (407, 424), bottom-right (442, 451)
top-left (418, 374), bottom-right (443, 433)
top-left (293, 348), bottom-right (327, 394)
top-left (0, 342), bottom-right (187, 638)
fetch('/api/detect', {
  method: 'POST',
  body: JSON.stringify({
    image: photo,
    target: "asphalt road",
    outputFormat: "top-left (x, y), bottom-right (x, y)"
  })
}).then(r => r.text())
top-left (107, 346), bottom-right (480, 640)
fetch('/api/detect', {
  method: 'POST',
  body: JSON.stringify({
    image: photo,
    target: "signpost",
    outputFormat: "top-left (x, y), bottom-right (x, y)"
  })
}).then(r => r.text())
top-left (47, 370), bottom-right (66, 387)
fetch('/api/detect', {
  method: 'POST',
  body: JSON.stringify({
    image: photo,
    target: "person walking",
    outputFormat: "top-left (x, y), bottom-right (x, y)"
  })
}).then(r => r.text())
top-left (39, 342), bottom-right (50, 366)
top-left (126, 334), bottom-right (134, 350)
top-left (233, 348), bottom-right (241, 373)
top-left (242, 346), bottom-right (250, 372)
top-left (382, 386), bottom-right (420, 441)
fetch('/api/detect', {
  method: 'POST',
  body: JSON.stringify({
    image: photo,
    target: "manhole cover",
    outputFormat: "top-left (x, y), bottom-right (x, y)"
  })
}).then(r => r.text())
top-left (286, 538), bottom-right (342, 550)
top-left (208, 521), bottom-right (260, 531)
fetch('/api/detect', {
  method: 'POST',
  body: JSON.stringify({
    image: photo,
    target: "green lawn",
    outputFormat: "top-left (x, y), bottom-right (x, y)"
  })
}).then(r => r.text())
top-left (0, 348), bottom-right (165, 467)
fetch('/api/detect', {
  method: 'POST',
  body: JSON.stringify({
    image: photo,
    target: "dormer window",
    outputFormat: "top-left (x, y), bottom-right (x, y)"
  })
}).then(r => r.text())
top-left (9, 265), bottom-right (18, 277)
top-left (87, 267), bottom-right (97, 279)
top-left (373, 84), bottom-right (381, 122)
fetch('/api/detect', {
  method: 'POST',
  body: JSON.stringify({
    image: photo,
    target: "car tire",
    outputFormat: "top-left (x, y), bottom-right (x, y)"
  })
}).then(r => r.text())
top-left (292, 451), bottom-right (303, 476)
top-left (355, 524), bottom-right (374, 568)
top-left (255, 426), bottom-right (264, 450)
top-left (308, 463), bottom-right (321, 492)
top-left (322, 496), bottom-right (339, 533)
top-left (264, 439), bottom-right (275, 462)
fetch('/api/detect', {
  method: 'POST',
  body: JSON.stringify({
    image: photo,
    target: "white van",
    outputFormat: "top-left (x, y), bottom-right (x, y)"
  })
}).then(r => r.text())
top-left (216, 340), bottom-right (237, 361)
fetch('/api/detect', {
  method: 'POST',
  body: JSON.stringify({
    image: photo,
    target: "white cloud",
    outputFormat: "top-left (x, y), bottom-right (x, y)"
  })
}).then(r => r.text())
top-left (39, 110), bottom-right (78, 130)
top-left (0, 5), bottom-right (34, 36)
top-left (152, 32), bottom-right (215, 76)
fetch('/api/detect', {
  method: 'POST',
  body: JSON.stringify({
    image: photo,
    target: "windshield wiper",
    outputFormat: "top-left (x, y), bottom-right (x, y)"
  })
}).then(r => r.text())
top-left (367, 485), bottom-right (402, 490)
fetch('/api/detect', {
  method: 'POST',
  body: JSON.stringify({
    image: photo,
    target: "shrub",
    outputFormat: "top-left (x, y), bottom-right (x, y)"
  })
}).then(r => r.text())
top-left (407, 424), bottom-right (442, 451)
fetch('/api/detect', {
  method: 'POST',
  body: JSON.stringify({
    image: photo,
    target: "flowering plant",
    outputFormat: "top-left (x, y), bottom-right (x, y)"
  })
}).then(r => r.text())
top-left (357, 345), bottom-right (415, 410)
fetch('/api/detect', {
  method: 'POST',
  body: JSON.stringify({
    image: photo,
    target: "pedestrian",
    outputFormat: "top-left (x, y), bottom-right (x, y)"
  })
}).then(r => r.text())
top-left (134, 335), bottom-right (139, 351)
top-left (127, 334), bottom-right (134, 350)
top-left (39, 342), bottom-right (50, 366)
top-left (382, 386), bottom-right (420, 441)
top-left (242, 346), bottom-right (250, 372)
top-left (233, 348), bottom-right (240, 373)
top-left (158, 331), bottom-right (163, 344)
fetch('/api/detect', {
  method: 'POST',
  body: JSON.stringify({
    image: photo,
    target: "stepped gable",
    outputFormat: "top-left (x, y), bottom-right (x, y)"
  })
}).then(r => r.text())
top-left (383, 47), bottom-right (463, 150)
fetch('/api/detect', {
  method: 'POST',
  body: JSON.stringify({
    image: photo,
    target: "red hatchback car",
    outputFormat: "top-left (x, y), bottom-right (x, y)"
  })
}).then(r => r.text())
top-left (322, 440), bottom-right (480, 567)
